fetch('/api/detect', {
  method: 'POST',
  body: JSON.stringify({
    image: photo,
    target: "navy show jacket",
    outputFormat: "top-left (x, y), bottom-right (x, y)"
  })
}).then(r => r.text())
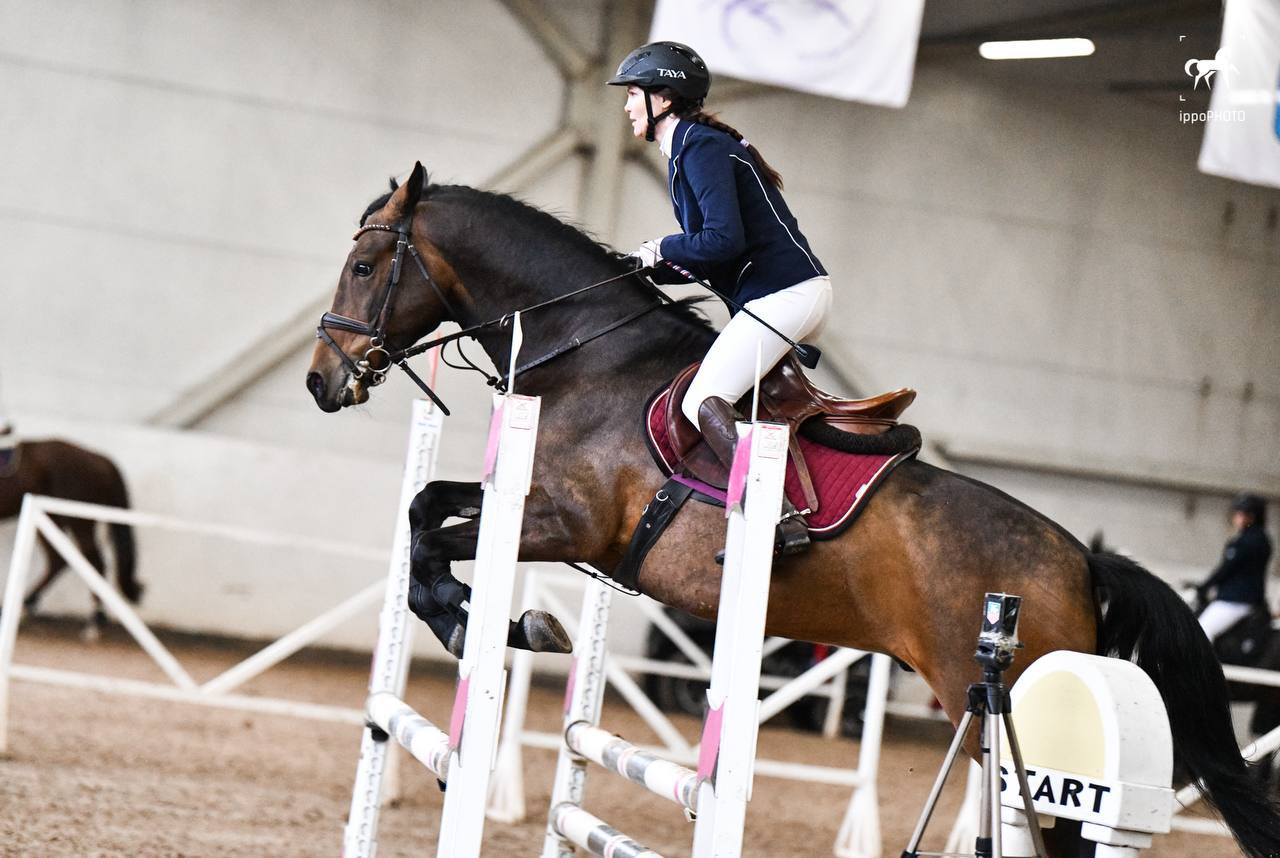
top-left (658, 119), bottom-right (827, 307)
top-left (1204, 524), bottom-right (1273, 604)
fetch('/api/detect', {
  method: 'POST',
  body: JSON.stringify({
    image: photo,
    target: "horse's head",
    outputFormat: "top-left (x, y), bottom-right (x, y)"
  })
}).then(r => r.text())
top-left (307, 162), bottom-right (463, 412)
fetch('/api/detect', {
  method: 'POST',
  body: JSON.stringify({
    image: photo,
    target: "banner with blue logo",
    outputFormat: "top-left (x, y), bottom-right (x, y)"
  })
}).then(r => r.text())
top-left (1197, 0), bottom-right (1280, 190)
top-left (649, 0), bottom-right (924, 108)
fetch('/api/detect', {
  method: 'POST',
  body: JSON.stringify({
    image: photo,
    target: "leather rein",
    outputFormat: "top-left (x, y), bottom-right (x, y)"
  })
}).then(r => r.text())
top-left (315, 213), bottom-right (667, 415)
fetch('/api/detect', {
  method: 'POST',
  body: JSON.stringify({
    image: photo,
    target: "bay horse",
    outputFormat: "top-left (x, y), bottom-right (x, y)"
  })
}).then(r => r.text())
top-left (307, 163), bottom-right (1280, 856)
top-left (0, 439), bottom-right (142, 637)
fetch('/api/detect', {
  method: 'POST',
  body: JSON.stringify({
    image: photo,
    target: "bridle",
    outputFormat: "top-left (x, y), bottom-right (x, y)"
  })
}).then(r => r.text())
top-left (316, 212), bottom-right (674, 416)
top-left (316, 213), bottom-right (463, 413)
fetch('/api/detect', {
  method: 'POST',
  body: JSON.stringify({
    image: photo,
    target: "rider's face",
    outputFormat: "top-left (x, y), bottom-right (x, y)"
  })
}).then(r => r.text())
top-left (624, 86), bottom-right (670, 139)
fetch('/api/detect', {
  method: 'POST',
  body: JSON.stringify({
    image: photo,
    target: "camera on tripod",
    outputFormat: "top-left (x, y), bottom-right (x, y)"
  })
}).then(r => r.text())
top-left (975, 592), bottom-right (1023, 672)
top-left (903, 591), bottom-right (1047, 858)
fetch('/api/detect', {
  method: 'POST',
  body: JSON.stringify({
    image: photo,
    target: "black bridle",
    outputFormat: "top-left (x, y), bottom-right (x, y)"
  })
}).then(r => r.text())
top-left (316, 214), bottom-right (669, 415)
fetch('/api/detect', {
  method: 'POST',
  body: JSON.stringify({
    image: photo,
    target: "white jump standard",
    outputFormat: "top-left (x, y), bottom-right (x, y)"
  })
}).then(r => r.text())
top-left (544, 419), bottom-right (792, 858)
top-left (344, 385), bottom-right (542, 858)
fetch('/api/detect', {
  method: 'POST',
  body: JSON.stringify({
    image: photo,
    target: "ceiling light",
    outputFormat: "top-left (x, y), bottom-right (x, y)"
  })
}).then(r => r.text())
top-left (979, 38), bottom-right (1095, 60)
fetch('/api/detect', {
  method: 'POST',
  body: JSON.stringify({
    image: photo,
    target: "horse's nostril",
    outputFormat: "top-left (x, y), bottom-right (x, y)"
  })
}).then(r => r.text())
top-left (307, 372), bottom-right (326, 400)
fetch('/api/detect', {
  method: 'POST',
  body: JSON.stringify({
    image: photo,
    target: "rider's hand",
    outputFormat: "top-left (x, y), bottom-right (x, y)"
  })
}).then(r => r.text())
top-left (629, 239), bottom-right (663, 269)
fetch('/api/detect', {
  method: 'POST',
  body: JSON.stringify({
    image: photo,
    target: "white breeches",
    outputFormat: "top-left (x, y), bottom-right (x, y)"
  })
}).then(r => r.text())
top-left (681, 275), bottom-right (833, 426)
top-left (1198, 600), bottom-right (1255, 642)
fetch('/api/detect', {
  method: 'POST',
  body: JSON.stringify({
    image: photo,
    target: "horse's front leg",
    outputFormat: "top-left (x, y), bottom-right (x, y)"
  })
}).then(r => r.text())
top-left (406, 481), bottom-right (571, 657)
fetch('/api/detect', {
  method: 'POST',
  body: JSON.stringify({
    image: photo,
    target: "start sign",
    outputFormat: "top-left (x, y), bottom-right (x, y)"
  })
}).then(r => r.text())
top-left (1000, 651), bottom-right (1174, 839)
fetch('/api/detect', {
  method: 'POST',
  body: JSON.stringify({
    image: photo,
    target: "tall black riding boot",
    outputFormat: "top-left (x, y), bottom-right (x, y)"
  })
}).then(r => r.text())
top-left (696, 396), bottom-right (810, 555)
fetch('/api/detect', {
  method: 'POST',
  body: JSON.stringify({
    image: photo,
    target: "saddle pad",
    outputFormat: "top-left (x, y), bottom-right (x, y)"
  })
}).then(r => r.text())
top-left (644, 387), bottom-right (913, 540)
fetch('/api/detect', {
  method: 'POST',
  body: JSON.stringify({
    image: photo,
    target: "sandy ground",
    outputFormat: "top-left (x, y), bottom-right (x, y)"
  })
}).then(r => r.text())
top-left (0, 620), bottom-right (1238, 857)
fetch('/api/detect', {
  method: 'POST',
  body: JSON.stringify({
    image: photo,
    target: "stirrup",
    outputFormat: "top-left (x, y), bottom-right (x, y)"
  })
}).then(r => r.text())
top-left (714, 515), bottom-right (811, 565)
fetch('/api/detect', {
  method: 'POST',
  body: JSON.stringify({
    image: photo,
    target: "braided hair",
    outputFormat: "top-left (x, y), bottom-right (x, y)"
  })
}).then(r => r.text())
top-left (658, 90), bottom-right (784, 190)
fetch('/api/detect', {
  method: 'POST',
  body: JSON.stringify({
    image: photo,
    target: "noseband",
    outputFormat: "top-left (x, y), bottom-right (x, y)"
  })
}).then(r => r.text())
top-left (316, 214), bottom-right (461, 413)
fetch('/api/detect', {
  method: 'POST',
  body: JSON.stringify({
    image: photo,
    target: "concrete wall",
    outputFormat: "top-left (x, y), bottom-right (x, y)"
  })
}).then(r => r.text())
top-left (1, 2), bottom-right (1276, 659)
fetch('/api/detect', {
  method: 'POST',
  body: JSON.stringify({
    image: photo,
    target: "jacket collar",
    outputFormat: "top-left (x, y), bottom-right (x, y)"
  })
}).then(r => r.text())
top-left (668, 119), bottom-right (695, 160)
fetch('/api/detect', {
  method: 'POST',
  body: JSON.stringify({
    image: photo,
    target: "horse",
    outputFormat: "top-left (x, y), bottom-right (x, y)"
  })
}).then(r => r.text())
top-left (0, 439), bottom-right (142, 638)
top-left (306, 163), bottom-right (1280, 856)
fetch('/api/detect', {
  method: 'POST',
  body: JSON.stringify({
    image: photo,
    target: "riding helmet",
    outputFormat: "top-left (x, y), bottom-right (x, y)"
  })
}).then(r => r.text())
top-left (606, 41), bottom-right (711, 102)
top-left (1231, 493), bottom-right (1267, 525)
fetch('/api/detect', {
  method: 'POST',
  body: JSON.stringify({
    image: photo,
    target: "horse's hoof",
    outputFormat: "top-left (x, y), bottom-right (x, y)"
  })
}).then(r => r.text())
top-left (517, 610), bottom-right (572, 654)
top-left (446, 624), bottom-right (467, 659)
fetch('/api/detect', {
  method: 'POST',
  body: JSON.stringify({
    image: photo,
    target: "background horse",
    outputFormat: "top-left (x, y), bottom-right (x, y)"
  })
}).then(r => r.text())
top-left (0, 439), bottom-right (141, 638)
top-left (307, 164), bottom-right (1280, 856)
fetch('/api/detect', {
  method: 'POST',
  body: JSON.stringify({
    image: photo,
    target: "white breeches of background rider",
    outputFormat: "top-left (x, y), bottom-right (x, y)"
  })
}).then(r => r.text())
top-left (682, 275), bottom-right (833, 426)
top-left (1198, 599), bottom-right (1254, 642)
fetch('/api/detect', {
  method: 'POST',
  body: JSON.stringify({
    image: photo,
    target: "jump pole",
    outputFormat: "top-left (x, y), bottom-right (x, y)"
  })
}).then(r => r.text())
top-left (544, 418), bottom-right (792, 858)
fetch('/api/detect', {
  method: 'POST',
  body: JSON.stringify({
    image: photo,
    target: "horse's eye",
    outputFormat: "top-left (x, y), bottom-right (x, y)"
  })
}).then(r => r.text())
top-left (353, 261), bottom-right (373, 277)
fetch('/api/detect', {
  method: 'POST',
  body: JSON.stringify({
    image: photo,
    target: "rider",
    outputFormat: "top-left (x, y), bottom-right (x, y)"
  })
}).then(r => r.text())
top-left (1197, 494), bottom-right (1273, 642)
top-left (608, 41), bottom-right (830, 554)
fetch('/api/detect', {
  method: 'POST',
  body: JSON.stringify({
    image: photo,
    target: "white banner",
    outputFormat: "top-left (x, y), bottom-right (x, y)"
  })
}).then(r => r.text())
top-left (650, 0), bottom-right (924, 108)
top-left (1196, 0), bottom-right (1280, 190)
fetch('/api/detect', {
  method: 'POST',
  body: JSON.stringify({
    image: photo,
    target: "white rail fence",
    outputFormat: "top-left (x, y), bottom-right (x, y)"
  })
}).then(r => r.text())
top-left (0, 400), bottom-right (443, 753)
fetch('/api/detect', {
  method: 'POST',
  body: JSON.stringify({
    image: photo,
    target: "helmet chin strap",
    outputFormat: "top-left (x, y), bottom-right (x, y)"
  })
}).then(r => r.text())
top-left (644, 91), bottom-right (673, 143)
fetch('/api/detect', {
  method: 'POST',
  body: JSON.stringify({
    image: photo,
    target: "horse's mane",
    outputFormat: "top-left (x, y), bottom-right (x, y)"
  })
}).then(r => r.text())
top-left (359, 177), bottom-right (715, 342)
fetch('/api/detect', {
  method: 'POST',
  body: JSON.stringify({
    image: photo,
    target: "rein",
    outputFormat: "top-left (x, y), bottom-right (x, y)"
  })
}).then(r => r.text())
top-left (316, 213), bottom-right (666, 413)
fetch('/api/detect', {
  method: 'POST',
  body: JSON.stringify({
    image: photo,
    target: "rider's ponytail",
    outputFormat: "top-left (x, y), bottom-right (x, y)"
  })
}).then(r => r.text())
top-left (659, 91), bottom-right (784, 190)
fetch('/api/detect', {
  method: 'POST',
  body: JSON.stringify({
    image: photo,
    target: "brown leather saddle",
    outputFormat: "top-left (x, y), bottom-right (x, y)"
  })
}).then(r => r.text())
top-left (665, 354), bottom-right (916, 514)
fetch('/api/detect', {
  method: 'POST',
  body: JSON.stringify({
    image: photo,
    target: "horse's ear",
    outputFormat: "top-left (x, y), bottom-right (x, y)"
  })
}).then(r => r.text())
top-left (387, 162), bottom-right (426, 220)
top-left (388, 177), bottom-right (399, 192)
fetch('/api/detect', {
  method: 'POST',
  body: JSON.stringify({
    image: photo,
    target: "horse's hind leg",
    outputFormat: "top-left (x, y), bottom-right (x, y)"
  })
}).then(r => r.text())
top-left (22, 535), bottom-right (66, 614)
top-left (64, 519), bottom-right (109, 642)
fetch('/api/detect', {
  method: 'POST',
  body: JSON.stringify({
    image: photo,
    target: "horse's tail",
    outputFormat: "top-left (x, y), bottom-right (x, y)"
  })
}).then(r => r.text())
top-left (101, 462), bottom-right (142, 605)
top-left (1089, 550), bottom-right (1280, 857)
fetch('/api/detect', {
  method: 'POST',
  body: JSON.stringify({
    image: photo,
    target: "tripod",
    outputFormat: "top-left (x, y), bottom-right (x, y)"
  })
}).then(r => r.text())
top-left (901, 655), bottom-right (1048, 858)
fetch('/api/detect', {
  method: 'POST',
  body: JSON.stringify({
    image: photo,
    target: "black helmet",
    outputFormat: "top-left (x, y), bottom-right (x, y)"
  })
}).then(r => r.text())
top-left (1231, 493), bottom-right (1267, 525)
top-left (607, 41), bottom-right (711, 102)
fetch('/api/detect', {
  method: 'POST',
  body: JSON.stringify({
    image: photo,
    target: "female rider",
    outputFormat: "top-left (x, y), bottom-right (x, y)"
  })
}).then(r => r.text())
top-left (608, 41), bottom-right (831, 554)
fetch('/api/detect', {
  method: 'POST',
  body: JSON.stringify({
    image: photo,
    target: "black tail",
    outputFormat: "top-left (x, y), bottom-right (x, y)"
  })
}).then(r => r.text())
top-left (1090, 550), bottom-right (1280, 857)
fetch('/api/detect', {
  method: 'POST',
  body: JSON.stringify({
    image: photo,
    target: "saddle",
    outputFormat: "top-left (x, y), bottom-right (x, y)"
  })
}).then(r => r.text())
top-left (665, 354), bottom-right (916, 513)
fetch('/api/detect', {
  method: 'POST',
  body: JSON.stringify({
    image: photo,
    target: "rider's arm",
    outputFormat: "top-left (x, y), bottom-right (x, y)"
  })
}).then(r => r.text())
top-left (659, 134), bottom-right (746, 266)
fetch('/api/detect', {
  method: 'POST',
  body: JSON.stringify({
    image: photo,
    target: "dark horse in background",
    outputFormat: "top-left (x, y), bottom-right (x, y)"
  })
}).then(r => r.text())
top-left (0, 439), bottom-right (142, 637)
top-left (307, 164), bottom-right (1280, 856)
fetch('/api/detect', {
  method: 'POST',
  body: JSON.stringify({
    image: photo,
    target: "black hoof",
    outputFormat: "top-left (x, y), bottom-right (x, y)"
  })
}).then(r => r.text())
top-left (435, 609), bottom-right (573, 657)
top-left (513, 610), bottom-right (572, 654)
top-left (446, 623), bottom-right (466, 659)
